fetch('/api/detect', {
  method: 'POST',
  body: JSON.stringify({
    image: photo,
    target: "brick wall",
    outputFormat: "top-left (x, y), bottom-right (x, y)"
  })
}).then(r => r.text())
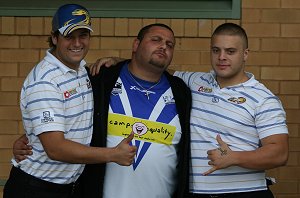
top-left (0, 0), bottom-right (299, 197)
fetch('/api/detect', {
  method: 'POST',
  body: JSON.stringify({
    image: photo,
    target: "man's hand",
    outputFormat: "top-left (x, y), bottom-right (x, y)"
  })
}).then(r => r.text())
top-left (89, 57), bottom-right (125, 76)
top-left (13, 135), bottom-right (32, 162)
top-left (113, 132), bottom-right (137, 166)
top-left (203, 134), bottom-right (233, 175)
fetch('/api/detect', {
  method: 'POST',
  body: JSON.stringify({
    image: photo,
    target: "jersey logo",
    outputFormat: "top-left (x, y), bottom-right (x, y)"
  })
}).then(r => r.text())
top-left (130, 85), bottom-right (156, 96)
top-left (41, 111), bottom-right (54, 123)
top-left (163, 95), bottom-right (175, 105)
top-left (228, 97), bottom-right (246, 104)
top-left (198, 86), bottom-right (212, 93)
top-left (212, 96), bottom-right (219, 103)
top-left (112, 82), bottom-right (122, 95)
top-left (132, 122), bottom-right (148, 136)
top-left (107, 113), bottom-right (176, 170)
top-left (63, 88), bottom-right (78, 99)
top-left (86, 78), bottom-right (92, 89)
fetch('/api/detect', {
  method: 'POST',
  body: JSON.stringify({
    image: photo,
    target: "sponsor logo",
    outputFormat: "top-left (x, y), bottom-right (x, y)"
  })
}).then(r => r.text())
top-left (86, 78), bottom-right (92, 89)
top-left (163, 95), bottom-right (175, 105)
top-left (212, 97), bottom-right (219, 103)
top-left (108, 113), bottom-right (176, 171)
top-left (112, 82), bottom-right (122, 95)
top-left (228, 97), bottom-right (246, 104)
top-left (198, 86), bottom-right (212, 93)
top-left (41, 111), bottom-right (54, 123)
top-left (63, 88), bottom-right (78, 99)
top-left (132, 122), bottom-right (148, 136)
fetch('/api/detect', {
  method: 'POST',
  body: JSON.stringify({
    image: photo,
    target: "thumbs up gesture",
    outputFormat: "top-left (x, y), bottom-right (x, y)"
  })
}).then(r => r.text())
top-left (113, 132), bottom-right (137, 166)
top-left (203, 134), bottom-right (233, 175)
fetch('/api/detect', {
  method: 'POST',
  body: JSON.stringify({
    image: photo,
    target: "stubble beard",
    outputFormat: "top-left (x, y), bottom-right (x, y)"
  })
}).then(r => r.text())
top-left (149, 57), bottom-right (170, 71)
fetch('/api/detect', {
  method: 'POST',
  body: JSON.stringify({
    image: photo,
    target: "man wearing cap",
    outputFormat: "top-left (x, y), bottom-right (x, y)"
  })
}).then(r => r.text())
top-left (3, 4), bottom-right (136, 198)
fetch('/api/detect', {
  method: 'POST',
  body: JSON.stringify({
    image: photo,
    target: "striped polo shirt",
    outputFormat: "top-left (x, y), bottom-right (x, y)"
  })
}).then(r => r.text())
top-left (14, 50), bottom-right (93, 184)
top-left (174, 71), bottom-right (288, 194)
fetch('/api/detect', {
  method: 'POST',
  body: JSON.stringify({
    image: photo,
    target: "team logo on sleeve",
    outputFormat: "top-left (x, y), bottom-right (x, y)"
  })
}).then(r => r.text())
top-left (228, 97), bottom-right (246, 104)
top-left (41, 111), bottom-right (54, 123)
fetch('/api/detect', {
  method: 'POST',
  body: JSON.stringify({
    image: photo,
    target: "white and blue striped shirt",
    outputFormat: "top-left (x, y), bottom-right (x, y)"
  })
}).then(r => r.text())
top-left (175, 71), bottom-right (288, 194)
top-left (14, 50), bottom-right (93, 184)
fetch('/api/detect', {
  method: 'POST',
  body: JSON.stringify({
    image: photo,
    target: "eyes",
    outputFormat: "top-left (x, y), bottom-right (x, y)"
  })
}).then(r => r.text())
top-left (64, 31), bottom-right (90, 40)
top-left (151, 36), bottom-right (175, 49)
top-left (211, 47), bottom-right (236, 55)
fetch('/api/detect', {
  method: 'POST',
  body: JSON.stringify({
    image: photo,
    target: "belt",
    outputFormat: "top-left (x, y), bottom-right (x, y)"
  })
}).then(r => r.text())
top-left (188, 193), bottom-right (237, 198)
top-left (10, 166), bottom-right (79, 193)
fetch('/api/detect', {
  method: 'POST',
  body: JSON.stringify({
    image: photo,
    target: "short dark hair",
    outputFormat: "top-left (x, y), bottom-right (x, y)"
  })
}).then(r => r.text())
top-left (212, 23), bottom-right (248, 49)
top-left (137, 23), bottom-right (174, 41)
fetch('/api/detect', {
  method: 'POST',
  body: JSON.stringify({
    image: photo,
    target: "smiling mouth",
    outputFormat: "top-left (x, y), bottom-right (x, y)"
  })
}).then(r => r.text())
top-left (70, 49), bottom-right (82, 52)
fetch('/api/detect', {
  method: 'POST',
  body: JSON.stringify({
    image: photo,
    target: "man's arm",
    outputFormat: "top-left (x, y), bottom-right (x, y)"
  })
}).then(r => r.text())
top-left (204, 133), bottom-right (289, 175)
top-left (89, 57), bottom-right (125, 76)
top-left (13, 134), bottom-right (32, 162)
top-left (39, 131), bottom-right (135, 165)
top-left (13, 132), bottom-right (136, 166)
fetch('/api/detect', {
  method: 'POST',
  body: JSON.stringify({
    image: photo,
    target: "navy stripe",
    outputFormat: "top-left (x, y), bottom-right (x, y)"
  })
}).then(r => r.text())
top-left (256, 108), bottom-right (283, 116)
top-left (26, 98), bottom-right (63, 108)
top-left (190, 123), bottom-right (259, 146)
top-left (192, 90), bottom-right (254, 119)
top-left (41, 67), bottom-right (59, 79)
top-left (54, 108), bottom-right (93, 119)
top-left (192, 107), bottom-right (256, 128)
top-left (191, 170), bottom-right (263, 177)
top-left (25, 81), bottom-right (53, 90)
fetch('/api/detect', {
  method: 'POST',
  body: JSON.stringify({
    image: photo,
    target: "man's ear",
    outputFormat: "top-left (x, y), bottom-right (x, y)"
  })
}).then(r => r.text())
top-left (243, 48), bottom-right (249, 62)
top-left (132, 38), bottom-right (140, 53)
top-left (51, 32), bottom-right (58, 45)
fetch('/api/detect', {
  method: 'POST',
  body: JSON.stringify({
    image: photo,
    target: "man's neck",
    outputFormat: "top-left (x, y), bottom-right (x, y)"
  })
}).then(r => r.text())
top-left (217, 73), bottom-right (249, 88)
top-left (128, 62), bottom-right (162, 83)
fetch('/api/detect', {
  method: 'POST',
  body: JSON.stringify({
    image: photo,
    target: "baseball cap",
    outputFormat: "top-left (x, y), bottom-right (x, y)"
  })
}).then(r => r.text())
top-left (52, 4), bottom-right (93, 36)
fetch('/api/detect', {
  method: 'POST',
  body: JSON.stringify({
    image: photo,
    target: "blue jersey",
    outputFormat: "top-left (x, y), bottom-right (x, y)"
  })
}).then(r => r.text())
top-left (103, 63), bottom-right (182, 198)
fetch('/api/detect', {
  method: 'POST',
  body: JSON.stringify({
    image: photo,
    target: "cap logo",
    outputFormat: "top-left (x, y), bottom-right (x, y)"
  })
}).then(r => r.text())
top-left (64, 9), bottom-right (90, 27)
top-left (62, 8), bottom-right (91, 35)
top-left (53, 4), bottom-right (93, 36)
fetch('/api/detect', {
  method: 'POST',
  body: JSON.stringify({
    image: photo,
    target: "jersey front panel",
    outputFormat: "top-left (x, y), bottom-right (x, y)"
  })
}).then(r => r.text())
top-left (175, 71), bottom-right (288, 194)
top-left (16, 50), bottom-right (93, 184)
top-left (103, 64), bottom-right (182, 198)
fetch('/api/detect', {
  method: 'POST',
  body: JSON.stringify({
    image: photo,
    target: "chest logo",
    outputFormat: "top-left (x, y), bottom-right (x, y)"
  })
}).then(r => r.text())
top-left (86, 78), bottom-right (92, 89)
top-left (198, 86), bottom-right (212, 93)
top-left (163, 95), bottom-right (175, 105)
top-left (108, 113), bottom-right (176, 170)
top-left (64, 88), bottom-right (78, 99)
top-left (112, 82), bottom-right (122, 95)
top-left (228, 97), bottom-right (246, 104)
top-left (132, 122), bottom-right (148, 136)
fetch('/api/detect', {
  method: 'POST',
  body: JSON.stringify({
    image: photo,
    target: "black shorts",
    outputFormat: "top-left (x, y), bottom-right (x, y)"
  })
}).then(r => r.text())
top-left (4, 166), bottom-right (79, 198)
